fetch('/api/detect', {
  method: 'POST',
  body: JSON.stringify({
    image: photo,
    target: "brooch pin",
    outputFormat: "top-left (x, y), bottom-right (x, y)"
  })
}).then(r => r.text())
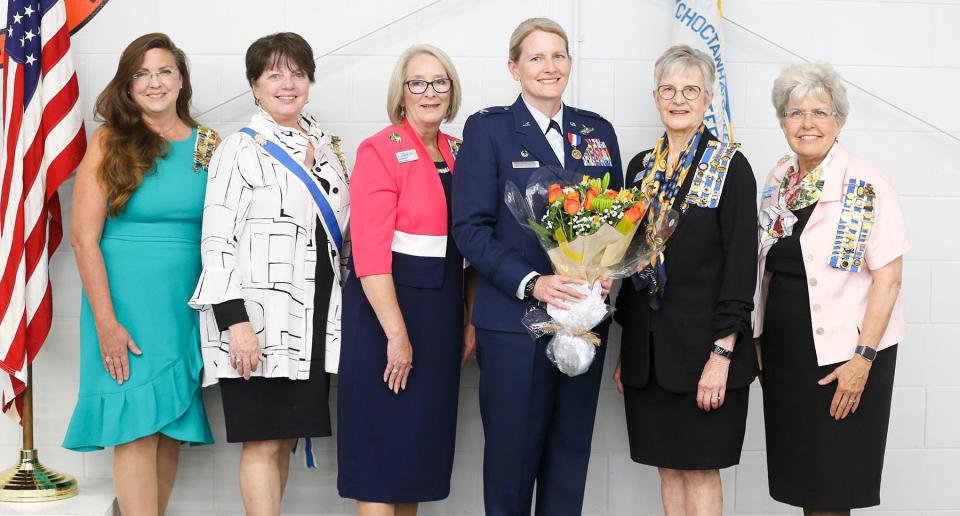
top-left (389, 132), bottom-right (402, 144)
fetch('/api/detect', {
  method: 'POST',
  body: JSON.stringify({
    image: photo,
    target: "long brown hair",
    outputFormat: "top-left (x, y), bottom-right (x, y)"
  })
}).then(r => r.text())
top-left (95, 33), bottom-right (197, 216)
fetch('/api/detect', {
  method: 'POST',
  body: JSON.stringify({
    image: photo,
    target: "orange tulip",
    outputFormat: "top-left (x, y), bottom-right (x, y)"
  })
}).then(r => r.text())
top-left (564, 199), bottom-right (581, 215)
top-left (548, 185), bottom-right (563, 204)
top-left (565, 190), bottom-right (580, 201)
top-left (604, 190), bottom-right (617, 199)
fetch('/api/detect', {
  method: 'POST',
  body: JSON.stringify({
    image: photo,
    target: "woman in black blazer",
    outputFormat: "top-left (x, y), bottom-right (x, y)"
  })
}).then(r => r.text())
top-left (613, 45), bottom-right (757, 514)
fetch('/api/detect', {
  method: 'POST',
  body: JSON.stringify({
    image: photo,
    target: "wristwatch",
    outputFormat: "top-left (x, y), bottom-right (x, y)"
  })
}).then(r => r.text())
top-left (523, 274), bottom-right (540, 300)
top-left (854, 345), bottom-right (878, 362)
top-left (710, 344), bottom-right (733, 359)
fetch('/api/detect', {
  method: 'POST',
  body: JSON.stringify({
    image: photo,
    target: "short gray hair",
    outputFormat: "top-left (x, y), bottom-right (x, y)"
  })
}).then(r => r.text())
top-left (654, 44), bottom-right (716, 96)
top-left (386, 44), bottom-right (462, 127)
top-left (772, 61), bottom-right (849, 124)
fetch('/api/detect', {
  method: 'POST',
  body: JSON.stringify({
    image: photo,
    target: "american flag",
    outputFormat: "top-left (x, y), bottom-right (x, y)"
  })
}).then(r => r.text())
top-left (0, 0), bottom-right (85, 422)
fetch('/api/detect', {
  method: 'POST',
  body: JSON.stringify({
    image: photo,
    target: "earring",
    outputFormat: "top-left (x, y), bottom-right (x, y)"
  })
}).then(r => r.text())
top-left (400, 106), bottom-right (405, 118)
top-left (255, 97), bottom-right (260, 107)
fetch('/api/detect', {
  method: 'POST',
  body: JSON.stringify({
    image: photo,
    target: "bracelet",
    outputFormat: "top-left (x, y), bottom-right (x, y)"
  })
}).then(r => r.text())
top-left (711, 344), bottom-right (733, 359)
top-left (854, 345), bottom-right (878, 362)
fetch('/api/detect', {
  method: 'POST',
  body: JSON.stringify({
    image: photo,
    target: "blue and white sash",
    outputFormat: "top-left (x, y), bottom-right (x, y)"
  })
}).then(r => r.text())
top-left (239, 127), bottom-right (343, 252)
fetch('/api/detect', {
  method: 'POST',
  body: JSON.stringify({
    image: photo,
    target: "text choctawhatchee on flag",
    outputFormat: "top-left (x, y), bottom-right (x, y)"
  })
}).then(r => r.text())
top-left (673, 0), bottom-right (734, 142)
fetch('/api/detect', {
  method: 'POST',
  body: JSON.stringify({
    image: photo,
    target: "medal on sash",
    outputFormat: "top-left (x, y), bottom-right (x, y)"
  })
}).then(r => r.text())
top-left (829, 179), bottom-right (876, 272)
top-left (685, 141), bottom-right (740, 209)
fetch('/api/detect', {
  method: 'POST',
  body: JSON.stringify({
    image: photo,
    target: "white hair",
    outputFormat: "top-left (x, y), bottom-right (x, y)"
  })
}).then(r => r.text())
top-left (654, 44), bottom-right (716, 96)
top-left (772, 61), bottom-right (849, 124)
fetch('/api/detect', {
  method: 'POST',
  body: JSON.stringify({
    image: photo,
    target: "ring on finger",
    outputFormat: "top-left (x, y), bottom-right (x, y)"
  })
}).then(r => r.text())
top-left (105, 356), bottom-right (113, 364)
top-left (848, 398), bottom-right (856, 405)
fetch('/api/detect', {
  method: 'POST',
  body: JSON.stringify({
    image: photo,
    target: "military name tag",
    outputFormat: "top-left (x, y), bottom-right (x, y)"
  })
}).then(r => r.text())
top-left (512, 160), bottom-right (540, 169)
top-left (396, 149), bottom-right (419, 163)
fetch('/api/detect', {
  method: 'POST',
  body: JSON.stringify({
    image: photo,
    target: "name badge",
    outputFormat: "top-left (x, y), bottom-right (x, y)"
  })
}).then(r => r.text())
top-left (396, 149), bottom-right (419, 163)
top-left (512, 160), bottom-right (540, 169)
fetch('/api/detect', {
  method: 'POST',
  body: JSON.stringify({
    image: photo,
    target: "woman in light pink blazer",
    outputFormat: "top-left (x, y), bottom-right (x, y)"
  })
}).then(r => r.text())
top-left (755, 62), bottom-right (909, 515)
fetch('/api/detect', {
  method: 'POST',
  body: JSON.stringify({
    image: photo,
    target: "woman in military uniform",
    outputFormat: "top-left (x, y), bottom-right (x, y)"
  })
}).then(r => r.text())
top-left (612, 44), bottom-right (758, 515)
top-left (755, 62), bottom-right (908, 515)
top-left (452, 17), bottom-right (622, 516)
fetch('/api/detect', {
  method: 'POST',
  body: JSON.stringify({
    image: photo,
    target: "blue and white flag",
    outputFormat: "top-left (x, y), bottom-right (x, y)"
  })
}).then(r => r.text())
top-left (673, 0), bottom-right (734, 142)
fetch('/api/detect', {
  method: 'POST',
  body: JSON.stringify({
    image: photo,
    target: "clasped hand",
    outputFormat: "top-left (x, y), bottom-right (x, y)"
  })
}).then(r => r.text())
top-left (532, 275), bottom-right (613, 309)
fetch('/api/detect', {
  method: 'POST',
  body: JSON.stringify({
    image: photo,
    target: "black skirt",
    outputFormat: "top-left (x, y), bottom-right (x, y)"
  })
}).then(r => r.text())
top-left (761, 203), bottom-right (896, 509)
top-left (624, 341), bottom-right (749, 470)
top-left (219, 218), bottom-right (334, 443)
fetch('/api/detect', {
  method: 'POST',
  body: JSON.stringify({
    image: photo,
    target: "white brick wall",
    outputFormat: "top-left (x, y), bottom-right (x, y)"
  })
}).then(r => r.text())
top-left (3, 0), bottom-right (958, 514)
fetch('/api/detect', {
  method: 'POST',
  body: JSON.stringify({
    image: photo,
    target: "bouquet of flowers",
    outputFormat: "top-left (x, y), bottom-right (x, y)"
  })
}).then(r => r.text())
top-left (505, 166), bottom-right (678, 376)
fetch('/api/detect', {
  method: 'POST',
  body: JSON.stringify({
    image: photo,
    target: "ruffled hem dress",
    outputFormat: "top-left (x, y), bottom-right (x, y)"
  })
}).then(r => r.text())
top-left (63, 128), bottom-right (214, 451)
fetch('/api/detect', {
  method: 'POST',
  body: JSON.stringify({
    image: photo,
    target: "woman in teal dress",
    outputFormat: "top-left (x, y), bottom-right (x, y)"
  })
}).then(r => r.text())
top-left (63, 33), bottom-right (215, 515)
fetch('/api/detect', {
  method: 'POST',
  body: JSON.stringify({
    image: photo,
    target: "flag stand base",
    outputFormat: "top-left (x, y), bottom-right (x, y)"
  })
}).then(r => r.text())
top-left (0, 449), bottom-right (78, 502)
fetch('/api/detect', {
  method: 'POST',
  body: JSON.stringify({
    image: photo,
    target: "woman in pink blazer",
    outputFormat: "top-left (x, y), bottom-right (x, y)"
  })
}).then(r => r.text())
top-left (755, 62), bottom-right (909, 514)
top-left (337, 44), bottom-right (472, 515)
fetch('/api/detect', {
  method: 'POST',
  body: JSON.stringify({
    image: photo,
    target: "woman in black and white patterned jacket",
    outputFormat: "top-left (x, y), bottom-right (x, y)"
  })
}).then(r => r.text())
top-left (188, 32), bottom-right (349, 515)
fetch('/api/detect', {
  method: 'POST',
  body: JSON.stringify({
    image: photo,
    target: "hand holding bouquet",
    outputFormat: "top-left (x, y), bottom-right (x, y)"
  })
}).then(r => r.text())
top-left (505, 167), bottom-right (678, 376)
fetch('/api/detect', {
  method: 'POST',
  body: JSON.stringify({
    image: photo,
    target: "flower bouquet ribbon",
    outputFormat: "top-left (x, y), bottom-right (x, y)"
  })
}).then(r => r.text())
top-left (505, 166), bottom-right (679, 376)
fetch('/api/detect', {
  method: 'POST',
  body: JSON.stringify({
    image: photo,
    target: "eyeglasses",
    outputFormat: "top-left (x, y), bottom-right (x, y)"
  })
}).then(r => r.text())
top-left (657, 85), bottom-right (702, 101)
top-left (783, 109), bottom-right (837, 121)
top-left (404, 78), bottom-right (452, 95)
top-left (132, 68), bottom-right (179, 85)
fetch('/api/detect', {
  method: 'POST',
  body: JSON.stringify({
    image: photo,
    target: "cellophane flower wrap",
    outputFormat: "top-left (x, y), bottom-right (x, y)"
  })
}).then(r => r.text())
top-left (505, 166), bottom-right (678, 376)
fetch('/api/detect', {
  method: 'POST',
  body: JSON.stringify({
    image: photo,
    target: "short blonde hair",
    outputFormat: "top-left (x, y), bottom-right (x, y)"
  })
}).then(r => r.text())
top-left (772, 61), bottom-right (849, 125)
top-left (508, 18), bottom-right (569, 62)
top-left (387, 44), bottom-right (461, 126)
top-left (654, 44), bottom-right (716, 96)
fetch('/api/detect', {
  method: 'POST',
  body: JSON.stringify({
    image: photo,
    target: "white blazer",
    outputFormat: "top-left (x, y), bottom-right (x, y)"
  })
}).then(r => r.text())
top-left (189, 109), bottom-right (350, 385)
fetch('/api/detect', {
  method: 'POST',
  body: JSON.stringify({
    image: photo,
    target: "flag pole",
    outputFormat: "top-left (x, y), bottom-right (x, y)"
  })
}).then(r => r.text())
top-left (0, 363), bottom-right (78, 502)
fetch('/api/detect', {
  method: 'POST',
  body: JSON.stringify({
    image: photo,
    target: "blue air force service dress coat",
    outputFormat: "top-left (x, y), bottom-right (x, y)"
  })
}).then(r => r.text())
top-left (452, 95), bottom-right (622, 516)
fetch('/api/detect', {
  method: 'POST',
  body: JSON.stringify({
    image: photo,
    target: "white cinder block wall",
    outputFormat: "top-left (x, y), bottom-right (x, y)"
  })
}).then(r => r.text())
top-left (2, 1), bottom-right (958, 514)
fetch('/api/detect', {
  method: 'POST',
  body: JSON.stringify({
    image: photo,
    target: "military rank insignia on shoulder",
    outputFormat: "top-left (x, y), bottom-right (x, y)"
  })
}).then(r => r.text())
top-left (193, 125), bottom-right (220, 174)
top-left (684, 141), bottom-right (740, 209)
top-left (476, 106), bottom-right (511, 116)
top-left (829, 179), bottom-right (876, 273)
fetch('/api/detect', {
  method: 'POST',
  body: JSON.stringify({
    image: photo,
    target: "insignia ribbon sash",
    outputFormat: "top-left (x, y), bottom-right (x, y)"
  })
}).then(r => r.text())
top-left (685, 140), bottom-right (739, 209)
top-left (239, 127), bottom-right (344, 253)
top-left (829, 179), bottom-right (875, 273)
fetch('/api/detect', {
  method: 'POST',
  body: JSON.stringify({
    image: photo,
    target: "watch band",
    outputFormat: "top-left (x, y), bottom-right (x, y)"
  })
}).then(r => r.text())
top-left (854, 345), bottom-right (878, 362)
top-left (523, 274), bottom-right (540, 300)
top-left (711, 344), bottom-right (733, 359)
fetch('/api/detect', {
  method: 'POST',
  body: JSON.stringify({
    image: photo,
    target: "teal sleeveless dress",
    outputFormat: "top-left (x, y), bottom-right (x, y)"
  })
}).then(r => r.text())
top-left (63, 129), bottom-right (214, 451)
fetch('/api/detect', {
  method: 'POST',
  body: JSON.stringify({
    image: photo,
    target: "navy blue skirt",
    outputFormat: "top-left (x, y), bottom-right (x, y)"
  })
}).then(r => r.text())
top-left (337, 171), bottom-right (463, 503)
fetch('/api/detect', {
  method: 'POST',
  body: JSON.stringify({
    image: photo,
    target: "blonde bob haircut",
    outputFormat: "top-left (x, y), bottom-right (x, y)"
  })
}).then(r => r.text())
top-left (387, 44), bottom-right (462, 127)
top-left (509, 17), bottom-right (569, 62)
